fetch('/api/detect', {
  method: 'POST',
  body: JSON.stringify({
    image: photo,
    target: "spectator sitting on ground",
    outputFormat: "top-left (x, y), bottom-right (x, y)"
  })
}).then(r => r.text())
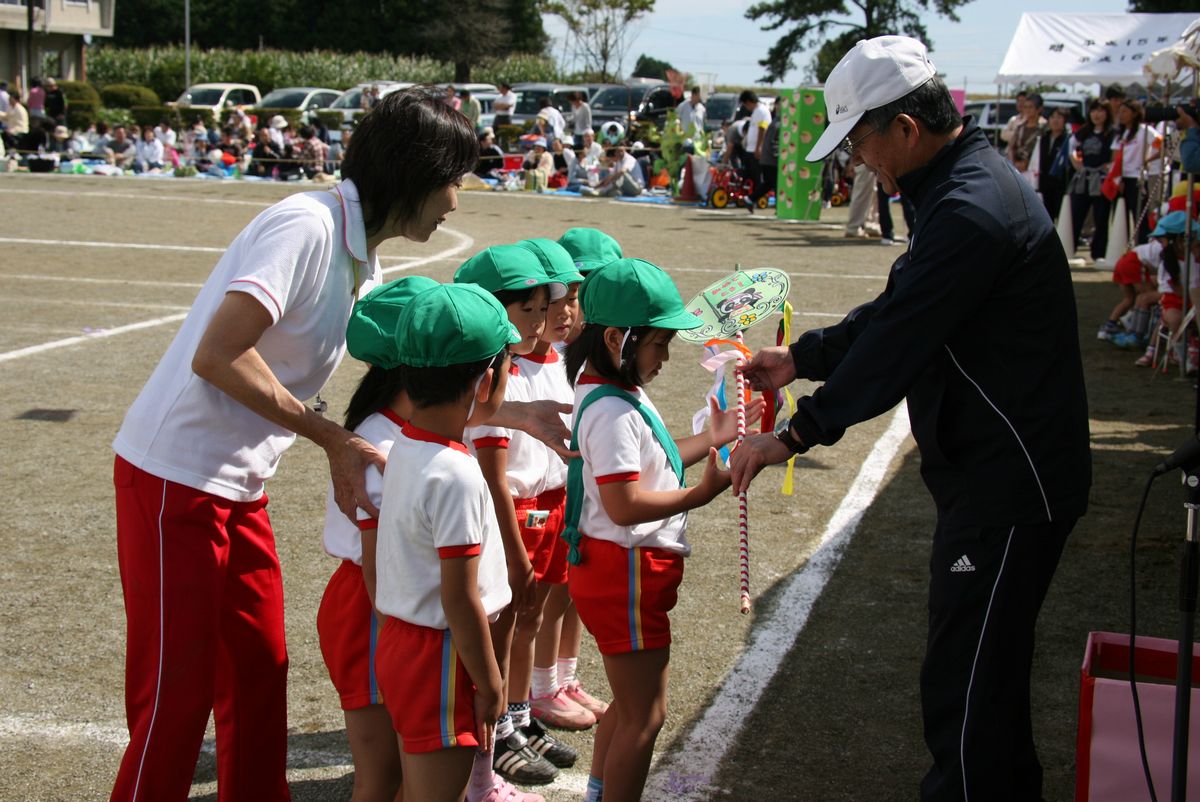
top-left (580, 145), bottom-right (644, 197)
top-left (326, 129), bottom-right (347, 174)
top-left (268, 115), bottom-right (288, 151)
top-left (134, 125), bottom-right (165, 172)
top-left (189, 136), bottom-right (226, 177)
top-left (475, 127), bottom-right (505, 178)
top-left (226, 107), bottom-right (253, 140)
top-left (105, 124), bottom-right (136, 169)
top-left (89, 121), bottom-right (111, 153)
top-left (2, 90), bottom-right (28, 150)
top-left (0, 80), bottom-right (9, 117)
top-left (522, 136), bottom-right (554, 189)
top-left (217, 127), bottom-right (243, 161)
top-left (577, 127), bottom-right (602, 166)
top-left (247, 126), bottom-right (285, 178)
top-left (549, 137), bottom-right (570, 188)
top-left (297, 124), bottom-right (329, 179)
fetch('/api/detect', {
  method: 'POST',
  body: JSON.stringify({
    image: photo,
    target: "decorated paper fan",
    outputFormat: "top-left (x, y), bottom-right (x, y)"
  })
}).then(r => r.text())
top-left (676, 268), bottom-right (791, 344)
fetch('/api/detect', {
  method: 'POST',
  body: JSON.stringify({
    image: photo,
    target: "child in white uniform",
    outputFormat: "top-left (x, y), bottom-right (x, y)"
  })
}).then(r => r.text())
top-left (315, 276), bottom-right (437, 802)
top-left (563, 258), bottom-right (763, 802)
top-left (455, 245), bottom-right (572, 786)
top-left (370, 283), bottom-right (526, 802)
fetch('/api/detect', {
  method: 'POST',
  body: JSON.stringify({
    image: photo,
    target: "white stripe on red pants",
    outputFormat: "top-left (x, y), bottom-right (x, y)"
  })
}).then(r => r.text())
top-left (110, 456), bottom-right (290, 802)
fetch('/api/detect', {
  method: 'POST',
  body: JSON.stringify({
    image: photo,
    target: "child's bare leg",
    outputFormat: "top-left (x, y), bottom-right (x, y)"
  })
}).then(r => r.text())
top-left (1108, 283), bottom-right (1136, 322)
top-left (489, 606), bottom-right (516, 694)
top-left (597, 647), bottom-right (670, 802)
top-left (510, 583), bottom-right (553, 705)
top-left (588, 698), bottom-right (617, 780)
top-left (400, 744), bottom-right (475, 802)
top-left (559, 598), bottom-right (583, 661)
top-left (1164, 307), bottom-right (1184, 338)
top-left (533, 583), bottom-right (569, 670)
top-left (345, 705), bottom-right (403, 802)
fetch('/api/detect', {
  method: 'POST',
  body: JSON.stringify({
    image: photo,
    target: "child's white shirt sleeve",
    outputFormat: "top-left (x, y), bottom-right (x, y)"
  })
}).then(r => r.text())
top-left (580, 399), bottom-right (644, 484)
top-left (354, 464), bottom-right (386, 528)
top-left (427, 467), bottom-right (486, 557)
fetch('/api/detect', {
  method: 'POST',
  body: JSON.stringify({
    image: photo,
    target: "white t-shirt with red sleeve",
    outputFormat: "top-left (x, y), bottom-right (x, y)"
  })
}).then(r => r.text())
top-left (466, 365), bottom-right (552, 499)
top-left (113, 179), bottom-right (380, 502)
top-left (375, 422), bottom-right (512, 629)
top-left (573, 376), bottom-right (690, 556)
top-left (321, 408), bottom-right (406, 564)
top-left (514, 350), bottom-right (572, 492)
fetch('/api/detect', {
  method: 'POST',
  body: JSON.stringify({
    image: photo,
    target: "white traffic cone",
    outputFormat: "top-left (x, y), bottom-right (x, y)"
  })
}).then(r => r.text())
top-left (1105, 196), bottom-right (1128, 266)
top-left (1056, 193), bottom-right (1080, 264)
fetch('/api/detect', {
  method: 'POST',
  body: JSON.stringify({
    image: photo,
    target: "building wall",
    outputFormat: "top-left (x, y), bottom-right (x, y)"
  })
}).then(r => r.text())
top-left (0, 0), bottom-right (113, 87)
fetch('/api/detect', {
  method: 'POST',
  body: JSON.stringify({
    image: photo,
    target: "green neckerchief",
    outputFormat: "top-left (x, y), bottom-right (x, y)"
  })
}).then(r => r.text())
top-left (561, 383), bottom-right (685, 565)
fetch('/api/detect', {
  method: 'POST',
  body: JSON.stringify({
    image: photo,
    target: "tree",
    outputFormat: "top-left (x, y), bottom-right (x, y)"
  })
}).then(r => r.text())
top-left (420, 0), bottom-right (514, 81)
top-left (633, 53), bottom-right (673, 80)
top-left (543, 0), bottom-right (655, 82)
top-left (746, 0), bottom-right (973, 84)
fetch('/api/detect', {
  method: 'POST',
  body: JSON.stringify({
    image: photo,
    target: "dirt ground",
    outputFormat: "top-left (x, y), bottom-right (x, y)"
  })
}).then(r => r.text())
top-left (0, 173), bottom-right (1193, 801)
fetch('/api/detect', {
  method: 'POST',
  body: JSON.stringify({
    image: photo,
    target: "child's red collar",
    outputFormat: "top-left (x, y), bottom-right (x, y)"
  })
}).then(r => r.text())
top-left (577, 375), bottom-right (637, 392)
top-left (517, 350), bottom-right (560, 364)
top-left (401, 421), bottom-right (469, 454)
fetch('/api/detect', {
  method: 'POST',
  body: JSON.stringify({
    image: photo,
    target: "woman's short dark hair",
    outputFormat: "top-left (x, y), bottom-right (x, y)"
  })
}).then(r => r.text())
top-left (565, 324), bottom-right (651, 388)
top-left (1087, 99), bottom-right (1112, 130)
top-left (1121, 100), bottom-right (1145, 140)
top-left (401, 348), bottom-right (508, 409)
top-left (341, 86), bottom-right (479, 238)
top-left (861, 76), bottom-right (961, 136)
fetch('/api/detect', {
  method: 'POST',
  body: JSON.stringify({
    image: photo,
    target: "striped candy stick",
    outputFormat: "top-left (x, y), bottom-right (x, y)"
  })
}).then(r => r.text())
top-left (735, 330), bottom-right (751, 614)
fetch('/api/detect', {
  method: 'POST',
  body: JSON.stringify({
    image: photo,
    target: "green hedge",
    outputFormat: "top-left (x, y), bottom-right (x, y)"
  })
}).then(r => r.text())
top-left (59, 80), bottom-right (101, 106)
top-left (87, 46), bottom-right (560, 102)
top-left (101, 83), bottom-right (161, 109)
top-left (315, 110), bottom-right (344, 131)
top-left (66, 100), bottom-right (99, 131)
top-left (130, 104), bottom-right (216, 130)
top-left (97, 107), bottom-right (135, 129)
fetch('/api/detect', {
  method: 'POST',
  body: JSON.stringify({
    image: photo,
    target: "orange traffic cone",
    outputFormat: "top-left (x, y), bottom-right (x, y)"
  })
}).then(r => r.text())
top-left (676, 156), bottom-right (699, 202)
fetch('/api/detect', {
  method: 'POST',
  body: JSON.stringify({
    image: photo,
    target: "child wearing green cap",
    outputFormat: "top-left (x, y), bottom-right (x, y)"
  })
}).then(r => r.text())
top-left (513, 239), bottom-right (612, 731)
top-left (557, 227), bottom-right (623, 275)
top-left (563, 258), bottom-right (763, 802)
top-left (371, 283), bottom-right (533, 802)
top-left (454, 245), bottom-right (575, 786)
top-left (316, 275), bottom-right (437, 802)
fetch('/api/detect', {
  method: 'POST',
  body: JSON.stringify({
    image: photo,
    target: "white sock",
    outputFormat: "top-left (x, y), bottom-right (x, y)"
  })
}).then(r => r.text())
top-left (531, 665), bottom-right (557, 699)
top-left (495, 713), bottom-right (515, 741)
top-left (509, 701), bottom-right (531, 729)
top-left (467, 747), bottom-right (496, 801)
top-left (557, 657), bottom-right (578, 687)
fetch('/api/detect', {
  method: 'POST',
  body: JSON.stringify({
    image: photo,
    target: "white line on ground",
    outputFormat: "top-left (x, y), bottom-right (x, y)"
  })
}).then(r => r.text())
top-left (0, 297), bottom-right (191, 311)
top-left (642, 404), bottom-right (913, 800)
top-left (0, 236), bottom-right (227, 253)
top-left (0, 226), bottom-right (473, 365)
top-left (0, 274), bottom-right (205, 288)
top-left (0, 187), bottom-right (274, 208)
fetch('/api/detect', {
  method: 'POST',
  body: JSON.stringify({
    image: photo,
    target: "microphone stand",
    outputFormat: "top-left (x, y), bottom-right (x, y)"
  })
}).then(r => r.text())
top-left (1172, 466), bottom-right (1200, 802)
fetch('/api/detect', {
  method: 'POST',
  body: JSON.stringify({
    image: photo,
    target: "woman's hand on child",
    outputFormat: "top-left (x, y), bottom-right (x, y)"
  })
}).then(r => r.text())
top-left (707, 395), bottom-right (766, 446)
top-left (326, 432), bottom-right (387, 520)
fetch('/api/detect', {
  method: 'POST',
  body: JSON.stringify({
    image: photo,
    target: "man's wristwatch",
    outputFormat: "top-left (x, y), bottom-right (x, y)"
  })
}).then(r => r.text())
top-left (773, 415), bottom-right (805, 453)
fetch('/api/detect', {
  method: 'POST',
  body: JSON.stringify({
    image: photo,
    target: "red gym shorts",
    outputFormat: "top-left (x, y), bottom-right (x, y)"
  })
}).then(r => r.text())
top-left (568, 535), bottom-right (684, 655)
top-left (375, 616), bottom-right (480, 754)
top-left (516, 486), bottom-right (567, 584)
top-left (1113, 251), bottom-right (1153, 286)
top-left (317, 560), bottom-right (383, 711)
top-left (1162, 291), bottom-right (1184, 312)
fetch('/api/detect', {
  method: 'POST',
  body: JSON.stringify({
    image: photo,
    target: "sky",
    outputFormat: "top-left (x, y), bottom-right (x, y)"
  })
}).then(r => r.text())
top-left (540, 0), bottom-right (1132, 91)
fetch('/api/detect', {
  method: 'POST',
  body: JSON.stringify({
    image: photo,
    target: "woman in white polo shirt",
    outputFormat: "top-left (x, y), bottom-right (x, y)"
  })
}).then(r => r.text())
top-left (108, 89), bottom-right (479, 802)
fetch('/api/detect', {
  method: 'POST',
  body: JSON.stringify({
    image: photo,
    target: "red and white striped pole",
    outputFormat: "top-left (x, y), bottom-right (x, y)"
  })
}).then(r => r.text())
top-left (735, 330), bottom-right (751, 614)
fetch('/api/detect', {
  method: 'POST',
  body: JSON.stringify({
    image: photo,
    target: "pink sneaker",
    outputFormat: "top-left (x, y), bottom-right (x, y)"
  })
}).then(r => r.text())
top-left (529, 686), bottom-right (596, 730)
top-left (482, 777), bottom-right (545, 802)
top-left (562, 679), bottom-right (609, 719)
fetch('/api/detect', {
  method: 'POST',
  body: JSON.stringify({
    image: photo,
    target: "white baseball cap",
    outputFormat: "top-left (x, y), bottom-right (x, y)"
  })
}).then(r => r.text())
top-left (806, 35), bottom-right (938, 162)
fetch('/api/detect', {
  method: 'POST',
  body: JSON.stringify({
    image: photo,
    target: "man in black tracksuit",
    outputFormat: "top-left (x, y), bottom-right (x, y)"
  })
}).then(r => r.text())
top-left (732, 36), bottom-right (1091, 802)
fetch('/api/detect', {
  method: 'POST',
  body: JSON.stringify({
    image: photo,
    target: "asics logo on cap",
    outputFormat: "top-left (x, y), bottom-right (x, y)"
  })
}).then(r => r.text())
top-left (835, 104), bottom-right (848, 115)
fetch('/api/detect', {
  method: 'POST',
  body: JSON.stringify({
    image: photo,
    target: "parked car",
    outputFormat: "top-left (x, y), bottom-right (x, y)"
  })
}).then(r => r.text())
top-left (704, 92), bottom-right (738, 131)
top-left (173, 83), bottom-right (261, 118)
top-left (328, 81), bottom-right (414, 127)
top-left (510, 83), bottom-right (588, 126)
top-left (589, 83), bottom-right (667, 128)
top-left (962, 98), bottom-right (1018, 147)
top-left (257, 87), bottom-right (342, 122)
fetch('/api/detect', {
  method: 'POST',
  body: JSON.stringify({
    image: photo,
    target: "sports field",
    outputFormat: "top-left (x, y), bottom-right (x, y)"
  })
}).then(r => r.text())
top-left (0, 172), bottom-right (1193, 801)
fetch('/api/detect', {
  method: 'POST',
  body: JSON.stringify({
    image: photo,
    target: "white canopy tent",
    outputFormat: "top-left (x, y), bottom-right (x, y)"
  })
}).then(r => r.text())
top-left (996, 12), bottom-right (1198, 85)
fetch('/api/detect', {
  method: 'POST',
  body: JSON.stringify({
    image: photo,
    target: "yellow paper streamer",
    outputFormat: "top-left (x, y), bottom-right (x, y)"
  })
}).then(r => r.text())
top-left (779, 301), bottom-right (798, 496)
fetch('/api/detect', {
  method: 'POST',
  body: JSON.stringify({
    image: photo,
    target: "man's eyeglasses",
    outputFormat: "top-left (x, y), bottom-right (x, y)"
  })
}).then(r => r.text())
top-left (843, 127), bottom-right (878, 156)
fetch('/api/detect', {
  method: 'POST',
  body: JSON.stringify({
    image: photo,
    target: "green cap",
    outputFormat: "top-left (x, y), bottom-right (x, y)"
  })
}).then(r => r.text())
top-left (454, 244), bottom-right (566, 300)
top-left (580, 258), bottom-right (702, 331)
top-left (557, 227), bottom-right (623, 274)
top-left (346, 276), bottom-right (440, 368)
top-left (395, 284), bottom-right (522, 368)
top-left (516, 238), bottom-right (585, 285)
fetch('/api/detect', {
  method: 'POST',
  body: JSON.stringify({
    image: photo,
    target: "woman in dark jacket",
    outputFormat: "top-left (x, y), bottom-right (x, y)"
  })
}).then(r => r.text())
top-left (1037, 107), bottom-right (1072, 223)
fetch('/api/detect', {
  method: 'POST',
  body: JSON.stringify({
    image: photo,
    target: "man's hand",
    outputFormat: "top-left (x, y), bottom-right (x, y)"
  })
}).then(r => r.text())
top-left (326, 433), bottom-right (386, 520)
top-left (522, 400), bottom-right (576, 460)
top-left (730, 432), bottom-right (793, 494)
top-left (739, 346), bottom-right (797, 392)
